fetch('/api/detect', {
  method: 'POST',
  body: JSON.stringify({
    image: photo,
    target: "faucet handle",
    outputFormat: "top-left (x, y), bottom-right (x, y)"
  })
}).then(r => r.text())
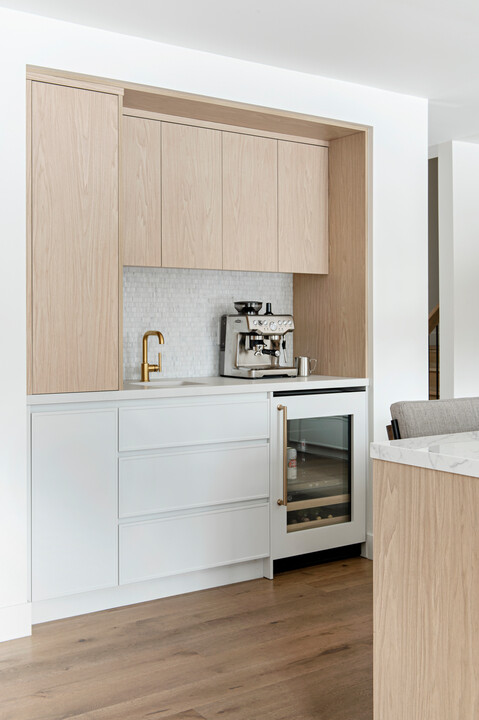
top-left (158, 352), bottom-right (162, 373)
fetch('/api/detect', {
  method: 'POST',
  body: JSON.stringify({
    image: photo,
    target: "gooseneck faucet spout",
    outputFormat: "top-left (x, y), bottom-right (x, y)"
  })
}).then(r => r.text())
top-left (141, 331), bottom-right (165, 382)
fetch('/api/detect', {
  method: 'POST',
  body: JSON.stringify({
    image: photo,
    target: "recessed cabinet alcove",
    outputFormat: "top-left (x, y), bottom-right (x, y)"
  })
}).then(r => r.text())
top-left (27, 66), bottom-right (368, 394)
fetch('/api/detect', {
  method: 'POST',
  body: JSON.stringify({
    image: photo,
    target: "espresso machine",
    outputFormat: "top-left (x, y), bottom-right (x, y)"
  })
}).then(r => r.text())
top-left (219, 301), bottom-right (298, 379)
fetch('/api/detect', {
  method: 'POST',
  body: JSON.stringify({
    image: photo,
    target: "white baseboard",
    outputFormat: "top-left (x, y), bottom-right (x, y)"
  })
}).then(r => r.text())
top-left (0, 602), bottom-right (32, 642)
top-left (361, 532), bottom-right (373, 560)
top-left (33, 559), bottom-right (265, 624)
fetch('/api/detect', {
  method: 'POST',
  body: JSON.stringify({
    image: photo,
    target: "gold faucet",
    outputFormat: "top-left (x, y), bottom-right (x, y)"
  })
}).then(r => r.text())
top-left (141, 331), bottom-right (165, 382)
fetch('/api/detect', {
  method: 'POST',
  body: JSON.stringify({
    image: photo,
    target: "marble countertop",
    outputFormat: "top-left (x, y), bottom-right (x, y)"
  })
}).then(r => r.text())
top-left (27, 374), bottom-right (368, 406)
top-left (371, 431), bottom-right (479, 478)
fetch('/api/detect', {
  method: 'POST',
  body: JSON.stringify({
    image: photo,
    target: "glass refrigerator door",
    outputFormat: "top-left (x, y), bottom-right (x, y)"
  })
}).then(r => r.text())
top-left (272, 390), bottom-right (367, 561)
top-left (285, 416), bottom-right (351, 532)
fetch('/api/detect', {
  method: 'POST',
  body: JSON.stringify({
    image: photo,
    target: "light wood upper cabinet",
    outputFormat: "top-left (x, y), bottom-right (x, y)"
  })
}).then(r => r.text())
top-left (30, 81), bottom-right (120, 394)
top-left (122, 116), bottom-right (161, 267)
top-left (121, 117), bottom-right (329, 276)
top-left (278, 141), bottom-right (329, 274)
top-left (223, 133), bottom-right (278, 272)
top-left (161, 122), bottom-right (222, 269)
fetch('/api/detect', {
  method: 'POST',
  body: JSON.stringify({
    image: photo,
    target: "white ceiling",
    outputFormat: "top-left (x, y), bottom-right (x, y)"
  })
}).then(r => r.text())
top-left (2, 0), bottom-right (479, 145)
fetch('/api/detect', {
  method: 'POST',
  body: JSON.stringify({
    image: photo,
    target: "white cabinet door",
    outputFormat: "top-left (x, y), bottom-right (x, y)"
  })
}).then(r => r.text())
top-left (119, 395), bottom-right (269, 451)
top-left (32, 409), bottom-right (117, 601)
top-left (120, 504), bottom-right (269, 585)
top-left (119, 443), bottom-right (269, 517)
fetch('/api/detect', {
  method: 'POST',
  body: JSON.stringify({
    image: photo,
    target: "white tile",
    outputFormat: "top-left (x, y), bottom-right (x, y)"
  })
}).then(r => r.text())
top-left (123, 268), bottom-right (293, 379)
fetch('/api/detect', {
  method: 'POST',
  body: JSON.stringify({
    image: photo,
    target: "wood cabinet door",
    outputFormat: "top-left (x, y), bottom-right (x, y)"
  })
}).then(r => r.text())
top-left (223, 133), bottom-right (277, 272)
top-left (161, 122), bottom-right (222, 269)
top-left (31, 81), bottom-right (119, 393)
top-left (122, 115), bottom-right (161, 267)
top-left (278, 141), bottom-right (329, 274)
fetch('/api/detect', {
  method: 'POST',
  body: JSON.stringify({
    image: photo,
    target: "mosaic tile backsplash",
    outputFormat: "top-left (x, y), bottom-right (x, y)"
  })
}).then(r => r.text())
top-left (123, 267), bottom-right (293, 379)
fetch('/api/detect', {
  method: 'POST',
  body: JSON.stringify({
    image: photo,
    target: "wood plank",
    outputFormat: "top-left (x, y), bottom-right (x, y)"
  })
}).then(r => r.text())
top-left (26, 79), bottom-right (33, 395)
top-left (27, 70), bottom-right (124, 96)
top-left (122, 88), bottom-right (364, 142)
top-left (278, 141), bottom-right (328, 274)
top-left (223, 133), bottom-right (277, 272)
top-left (374, 459), bottom-right (479, 720)
top-left (288, 493), bottom-right (350, 511)
top-left (27, 66), bottom-right (368, 142)
top-left (31, 81), bottom-right (119, 393)
top-left (117, 92), bottom-right (124, 390)
top-left (162, 122), bottom-right (222, 269)
top-left (0, 558), bottom-right (372, 720)
top-left (293, 131), bottom-right (367, 377)
top-left (123, 107), bottom-right (329, 147)
top-left (122, 115), bottom-right (162, 267)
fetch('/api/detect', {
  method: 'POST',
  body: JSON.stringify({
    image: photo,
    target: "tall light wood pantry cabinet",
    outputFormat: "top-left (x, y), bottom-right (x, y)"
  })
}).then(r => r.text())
top-left (28, 80), bottom-right (121, 394)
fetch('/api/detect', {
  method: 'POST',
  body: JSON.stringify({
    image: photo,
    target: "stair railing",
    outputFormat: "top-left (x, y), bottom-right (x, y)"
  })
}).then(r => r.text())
top-left (429, 304), bottom-right (439, 399)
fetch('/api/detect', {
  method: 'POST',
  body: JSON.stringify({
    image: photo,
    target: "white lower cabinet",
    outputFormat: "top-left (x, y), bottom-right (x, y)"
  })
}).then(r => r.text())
top-left (118, 395), bottom-right (270, 587)
top-left (31, 409), bottom-right (117, 601)
top-left (120, 504), bottom-right (269, 584)
top-left (30, 393), bottom-right (270, 618)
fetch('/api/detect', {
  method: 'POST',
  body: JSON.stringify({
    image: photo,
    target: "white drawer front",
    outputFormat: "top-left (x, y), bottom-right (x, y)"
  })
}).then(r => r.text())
top-left (119, 443), bottom-right (269, 518)
top-left (119, 504), bottom-right (269, 584)
top-left (119, 398), bottom-right (269, 451)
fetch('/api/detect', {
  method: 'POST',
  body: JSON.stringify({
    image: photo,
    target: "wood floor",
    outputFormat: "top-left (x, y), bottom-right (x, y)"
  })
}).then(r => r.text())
top-left (0, 558), bottom-right (372, 720)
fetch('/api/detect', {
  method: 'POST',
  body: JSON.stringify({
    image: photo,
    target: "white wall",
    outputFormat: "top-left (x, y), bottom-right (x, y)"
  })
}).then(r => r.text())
top-left (0, 7), bottom-right (428, 639)
top-left (438, 141), bottom-right (479, 398)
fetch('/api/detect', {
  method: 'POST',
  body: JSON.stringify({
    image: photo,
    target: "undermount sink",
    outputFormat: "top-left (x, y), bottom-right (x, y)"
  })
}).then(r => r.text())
top-left (127, 380), bottom-right (204, 388)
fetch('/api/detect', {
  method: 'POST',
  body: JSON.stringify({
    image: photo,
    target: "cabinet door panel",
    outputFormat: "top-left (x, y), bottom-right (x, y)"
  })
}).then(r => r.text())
top-left (119, 443), bottom-right (269, 517)
top-left (31, 82), bottom-right (119, 393)
top-left (278, 141), bottom-right (328, 274)
top-left (223, 133), bottom-right (277, 272)
top-left (120, 504), bottom-right (269, 584)
top-left (122, 115), bottom-right (161, 266)
top-left (32, 410), bottom-right (117, 601)
top-left (119, 397), bottom-right (269, 451)
top-left (162, 122), bottom-right (222, 269)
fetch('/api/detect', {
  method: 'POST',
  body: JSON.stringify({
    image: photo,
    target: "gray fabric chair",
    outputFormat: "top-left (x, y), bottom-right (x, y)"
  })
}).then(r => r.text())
top-left (390, 397), bottom-right (479, 439)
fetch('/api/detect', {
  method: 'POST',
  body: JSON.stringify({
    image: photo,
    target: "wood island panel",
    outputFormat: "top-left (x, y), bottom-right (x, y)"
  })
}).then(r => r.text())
top-left (278, 141), bottom-right (328, 274)
top-left (31, 81), bottom-right (119, 394)
top-left (223, 133), bottom-right (277, 272)
top-left (122, 115), bottom-right (161, 267)
top-left (374, 459), bottom-right (479, 720)
top-left (161, 122), bottom-right (222, 269)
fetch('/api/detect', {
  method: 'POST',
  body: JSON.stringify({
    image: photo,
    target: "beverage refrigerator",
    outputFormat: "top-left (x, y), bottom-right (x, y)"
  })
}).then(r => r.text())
top-left (270, 387), bottom-right (367, 561)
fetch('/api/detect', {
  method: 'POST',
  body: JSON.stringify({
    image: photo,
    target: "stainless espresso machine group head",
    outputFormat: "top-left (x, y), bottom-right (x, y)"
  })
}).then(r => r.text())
top-left (219, 301), bottom-right (298, 379)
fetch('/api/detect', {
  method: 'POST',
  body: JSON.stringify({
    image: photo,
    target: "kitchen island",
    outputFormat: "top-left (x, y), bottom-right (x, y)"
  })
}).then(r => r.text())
top-left (371, 431), bottom-right (479, 720)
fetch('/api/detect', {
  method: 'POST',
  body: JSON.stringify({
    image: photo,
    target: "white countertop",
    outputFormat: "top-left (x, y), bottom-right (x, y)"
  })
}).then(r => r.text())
top-left (27, 374), bottom-right (368, 405)
top-left (371, 431), bottom-right (479, 478)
